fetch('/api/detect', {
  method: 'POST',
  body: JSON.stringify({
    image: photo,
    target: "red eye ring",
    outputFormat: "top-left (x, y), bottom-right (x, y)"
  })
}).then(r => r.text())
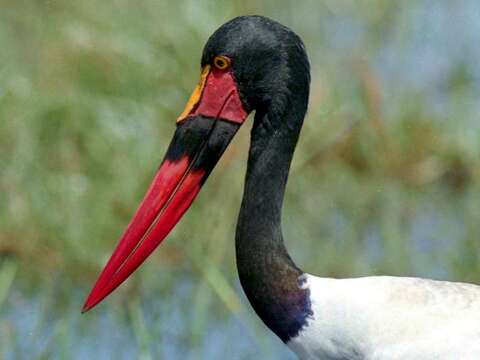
top-left (213, 55), bottom-right (231, 70)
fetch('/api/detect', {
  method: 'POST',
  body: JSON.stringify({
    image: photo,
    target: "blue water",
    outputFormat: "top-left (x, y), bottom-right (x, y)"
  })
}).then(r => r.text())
top-left (3, 280), bottom-right (295, 359)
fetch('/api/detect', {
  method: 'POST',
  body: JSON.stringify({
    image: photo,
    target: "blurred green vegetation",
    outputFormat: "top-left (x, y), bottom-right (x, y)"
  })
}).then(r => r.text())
top-left (1, 0), bottom-right (480, 359)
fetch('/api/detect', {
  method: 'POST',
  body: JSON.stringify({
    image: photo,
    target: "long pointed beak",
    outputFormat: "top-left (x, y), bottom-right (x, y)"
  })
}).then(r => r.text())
top-left (83, 64), bottom-right (249, 312)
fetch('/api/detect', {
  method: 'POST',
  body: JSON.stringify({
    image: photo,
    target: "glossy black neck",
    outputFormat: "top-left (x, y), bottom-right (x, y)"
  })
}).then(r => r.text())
top-left (235, 97), bottom-right (312, 343)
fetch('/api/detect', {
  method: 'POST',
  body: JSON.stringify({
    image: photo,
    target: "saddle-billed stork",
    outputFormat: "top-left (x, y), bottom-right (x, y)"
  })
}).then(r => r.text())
top-left (83, 16), bottom-right (480, 359)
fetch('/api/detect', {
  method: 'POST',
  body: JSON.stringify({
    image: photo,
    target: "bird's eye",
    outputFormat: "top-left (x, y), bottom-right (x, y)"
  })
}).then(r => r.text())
top-left (213, 55), bottom-right (231, 70)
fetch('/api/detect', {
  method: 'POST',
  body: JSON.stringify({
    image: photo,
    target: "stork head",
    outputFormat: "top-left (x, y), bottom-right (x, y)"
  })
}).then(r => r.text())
top-left (82, 16), bottom-right (309, 312)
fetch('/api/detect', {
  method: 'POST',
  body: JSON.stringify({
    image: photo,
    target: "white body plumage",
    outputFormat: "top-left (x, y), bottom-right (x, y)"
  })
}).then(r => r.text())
top-left (288, 275), bottom-right (480, 360)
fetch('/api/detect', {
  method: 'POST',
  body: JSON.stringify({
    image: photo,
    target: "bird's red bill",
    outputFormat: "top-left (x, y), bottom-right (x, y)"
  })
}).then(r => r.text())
top-left (82, 157), bottom-right (204, 312)
top-left (83, 60), bottom-right (249, 312)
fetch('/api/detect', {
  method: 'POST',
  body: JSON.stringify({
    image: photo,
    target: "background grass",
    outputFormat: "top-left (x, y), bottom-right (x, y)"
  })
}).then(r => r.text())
top-left (1, 0), bottom-right (480, 359)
